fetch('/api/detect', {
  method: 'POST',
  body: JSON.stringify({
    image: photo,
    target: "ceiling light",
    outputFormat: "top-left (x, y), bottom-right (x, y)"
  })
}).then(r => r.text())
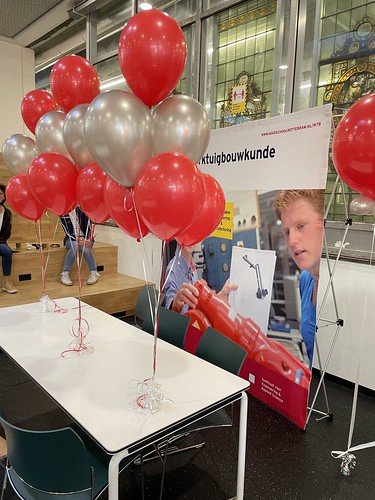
top-left (139, 2), bottom-right (153, 10)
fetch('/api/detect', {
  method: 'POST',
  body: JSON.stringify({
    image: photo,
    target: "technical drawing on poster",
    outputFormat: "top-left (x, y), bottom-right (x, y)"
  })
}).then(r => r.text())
top-left (229, 246), bottom-right (276, 334)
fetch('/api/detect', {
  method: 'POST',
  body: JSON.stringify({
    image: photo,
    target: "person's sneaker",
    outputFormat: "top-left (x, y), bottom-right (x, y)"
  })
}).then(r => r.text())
top-left (60, 271), bottom-right (73, 286)
top-left (87, 271), bottom-right (100, 285)
top-left (2, 282), bottom-right (17, 294)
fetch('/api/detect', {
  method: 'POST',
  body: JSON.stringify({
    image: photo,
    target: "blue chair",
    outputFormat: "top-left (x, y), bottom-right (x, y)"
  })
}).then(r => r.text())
top-left (0, 414), bottom-right (140, 499)
top-left (134, 284), bottom-right (163, 328)
top-left (142, 306), bottom-right (190, 349)
top-left (148, 327), bottom-right (247, 498)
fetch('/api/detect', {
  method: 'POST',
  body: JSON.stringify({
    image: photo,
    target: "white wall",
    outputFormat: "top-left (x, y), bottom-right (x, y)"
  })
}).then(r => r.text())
top-left (315, 258), bottom-right (375, 391)
top-left (0, 39), bottom-right (35, 145)
top-left (94, 224), bottom-right (163, 284)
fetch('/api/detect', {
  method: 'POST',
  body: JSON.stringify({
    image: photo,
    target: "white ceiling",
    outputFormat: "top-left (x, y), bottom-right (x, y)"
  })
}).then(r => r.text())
top-left (0, 0), bottom-right (76, 47)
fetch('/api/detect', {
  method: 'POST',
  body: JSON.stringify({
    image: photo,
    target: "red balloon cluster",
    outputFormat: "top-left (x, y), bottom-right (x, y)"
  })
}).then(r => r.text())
top-left (11, 18), bottom-right (221, 250)
top-left (6, 174), bottom-right (46, 221)
top-left (28, 153), bottom-right (78, 216)
top-left (21, 90), bottom-right (60, 135)
top-left (134, 152), bottom-right (225, 244)
top-left (333, 93), bottom-right (375, 199)
top-left (76, 163), bottom-right (110, 224)
top-left (104, 178), bottom-right (149, 240)
top-left (50, 55), bottom-right (100, 113)
top-left (118, 10), bottom-right (187, 107)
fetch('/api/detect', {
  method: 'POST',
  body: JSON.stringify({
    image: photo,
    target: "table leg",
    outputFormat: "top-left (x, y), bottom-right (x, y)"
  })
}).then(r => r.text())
top-left (236, 391), bottom-right (248, 499)
top-left (108, 451), bottom-right (127, 500)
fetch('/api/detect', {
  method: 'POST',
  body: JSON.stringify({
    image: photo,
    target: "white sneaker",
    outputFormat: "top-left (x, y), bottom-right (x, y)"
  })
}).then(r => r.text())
top-left (60, 271), bottom-right (73, 286)
top-left (87, 271), bottom-right (100, 285)
top-left (2, 281), bottom-right (18, 294)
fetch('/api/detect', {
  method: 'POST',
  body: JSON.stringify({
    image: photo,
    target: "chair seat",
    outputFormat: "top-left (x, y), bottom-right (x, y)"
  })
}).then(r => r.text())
top-left (8, 466), bottom-right (93, 499)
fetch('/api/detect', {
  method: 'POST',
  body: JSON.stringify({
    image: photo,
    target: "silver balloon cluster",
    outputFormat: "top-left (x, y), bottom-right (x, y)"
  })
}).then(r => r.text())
top-left (349, 195), bottom-right (375, 216)
top-left (74, 90), bottom-right (210, 187)
top-left (84, 89), bottom-right (153, 186)
top-left (1, 134), bottom-right (39, 175)
top-left (2, 89), bottom-right (211, 191)
top-left (152, 94), bottom-right (210, 163)
top-left (35, 110), bottom-right (73, 161)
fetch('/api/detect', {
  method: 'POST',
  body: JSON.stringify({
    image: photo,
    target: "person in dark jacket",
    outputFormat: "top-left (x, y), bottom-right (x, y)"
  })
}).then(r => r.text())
top-left (59, 207), bottom-right (99, 286)
top-left (0, 184), bottom-right (17, 294)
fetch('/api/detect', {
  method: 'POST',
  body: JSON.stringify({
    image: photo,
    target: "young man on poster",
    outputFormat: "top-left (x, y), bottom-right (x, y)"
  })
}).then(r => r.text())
top-left (273, 189), bottom-right (325, 368)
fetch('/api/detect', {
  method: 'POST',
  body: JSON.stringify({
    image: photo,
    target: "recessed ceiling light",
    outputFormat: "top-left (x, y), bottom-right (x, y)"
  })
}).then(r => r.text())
top-left (139, 2), bottom-right (153, 10)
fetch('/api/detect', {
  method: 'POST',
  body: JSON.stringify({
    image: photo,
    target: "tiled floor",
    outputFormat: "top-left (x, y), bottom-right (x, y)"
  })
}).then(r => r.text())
top-left (0, 348), bottom-right (374, 499)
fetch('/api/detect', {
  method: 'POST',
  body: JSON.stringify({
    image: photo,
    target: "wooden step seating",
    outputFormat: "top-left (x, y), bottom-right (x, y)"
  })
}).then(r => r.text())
top-left (1, 155), bottom-right (145, 316)
top-left (1, 241), bottom-right (145, 316)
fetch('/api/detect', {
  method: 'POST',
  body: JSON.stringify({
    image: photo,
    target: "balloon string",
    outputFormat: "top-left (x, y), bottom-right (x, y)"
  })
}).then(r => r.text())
top-left (346, 223), bottom-right (375, 451)
top-left (161, 245), bottom-right (182, 296)
top-left (124, 189), bottom-right (135, 213)
top-left (130, 189), bottom-right (164, 380)
top-left (34, 219), bottom-right (47, 296)
top-left (152, 241), bottom-right (169, 378)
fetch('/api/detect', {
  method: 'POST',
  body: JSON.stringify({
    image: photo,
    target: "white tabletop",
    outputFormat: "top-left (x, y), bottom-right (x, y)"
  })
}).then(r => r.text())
top-left (0, 297), bottom-right (249, 454)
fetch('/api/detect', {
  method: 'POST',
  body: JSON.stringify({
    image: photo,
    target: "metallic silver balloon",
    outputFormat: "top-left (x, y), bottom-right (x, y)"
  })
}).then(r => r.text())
top-left (35, 110), bottom-right (73, 160)
top-left (63, 104), bottom-right (94, 168)
top-left (350, 195), bottom-right (375, 215)
top-left (152, 94), bottom-right (211, 163)
top-left (1, 134), bottom-right (39, 175)
top-left (84, 89), bottom-right (152, 187)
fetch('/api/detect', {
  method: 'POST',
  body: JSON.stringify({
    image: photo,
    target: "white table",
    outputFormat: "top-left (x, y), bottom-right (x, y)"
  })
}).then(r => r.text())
top-left (0, 297), bottom-right (250, 499)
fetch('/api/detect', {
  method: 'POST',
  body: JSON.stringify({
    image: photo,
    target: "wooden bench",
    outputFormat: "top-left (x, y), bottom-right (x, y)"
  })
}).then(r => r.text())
top-left (1, 242), bottom-right (145, 316)
top-left (1, 156), bottom-right (145, 317)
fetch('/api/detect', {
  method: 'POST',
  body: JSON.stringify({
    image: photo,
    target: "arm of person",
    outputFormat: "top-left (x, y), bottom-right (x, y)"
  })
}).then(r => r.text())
top-left (170, 282), bottom-right (200, 313)
top-left (1, 210), bottom-right (12, 242)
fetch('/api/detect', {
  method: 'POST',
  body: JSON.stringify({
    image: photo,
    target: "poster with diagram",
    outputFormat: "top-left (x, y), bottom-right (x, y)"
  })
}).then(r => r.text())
top-left (229, 246), bottom-right (276, 334)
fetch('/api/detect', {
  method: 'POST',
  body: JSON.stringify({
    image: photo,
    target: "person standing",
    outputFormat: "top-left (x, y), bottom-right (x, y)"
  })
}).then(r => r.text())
top-left (164, 243), bottom-right (237, 314)
top-left (273, 189), bottom-right (325, 367)
top-left (59, 206), bottom-right (99, 286)
top-left (0, 184), bottom-right (17, 294)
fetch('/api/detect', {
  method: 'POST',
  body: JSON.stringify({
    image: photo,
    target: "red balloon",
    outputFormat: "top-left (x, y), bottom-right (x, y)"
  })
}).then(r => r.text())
top-left (118, 10), bottom-right (187, 106)
top-left (104, 177), bottom-right (149, 239)
top-left (6, 174), bottom-right (46, 221)
top-left (28, 152), bottom-right (78, 216)
top-left (76, 163), bottom-right (110, 224)
top-left (176, 174), bottom-right (225, 246)
top-left (21, 90), bottom-right (59, 135)
top-left (134, 152), bottom-right (205, 241)
top-left (333, 93), bottom-right (375, 199)
top-left (50, 55), bottom-right (100, 113)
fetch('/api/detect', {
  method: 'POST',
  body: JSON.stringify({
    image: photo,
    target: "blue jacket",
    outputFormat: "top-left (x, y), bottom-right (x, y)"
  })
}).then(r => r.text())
top-left (60, 207), bottom-right (92, 245)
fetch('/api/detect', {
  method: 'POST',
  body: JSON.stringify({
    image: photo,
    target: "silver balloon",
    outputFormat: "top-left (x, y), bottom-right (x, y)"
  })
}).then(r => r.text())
top-left (350, 195), bottom-right (375, 215)
top-left (1, 134), bottom-right (39, 175)
top-left (35, 110), bottom-right (73, 160)
top-left (63, 104), bottom-right (94, 168)
top-left (152, 94), bottom-right (211, 163)
top-left (84, 89), bottom-right (152, 187)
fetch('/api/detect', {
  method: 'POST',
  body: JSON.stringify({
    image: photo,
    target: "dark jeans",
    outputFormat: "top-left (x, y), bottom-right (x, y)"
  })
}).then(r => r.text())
top-left (0, 243), bottom-right (13, 276)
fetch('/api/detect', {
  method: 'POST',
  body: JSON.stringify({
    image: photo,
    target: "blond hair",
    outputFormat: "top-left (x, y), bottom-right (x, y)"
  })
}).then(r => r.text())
top-left (273, 189), bottom-right (325, 220)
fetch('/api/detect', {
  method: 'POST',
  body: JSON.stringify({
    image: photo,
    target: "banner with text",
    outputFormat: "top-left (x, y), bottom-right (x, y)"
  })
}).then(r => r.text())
top-left (187, 105), bottom-right (332, 429)
top-left (199, 104), bottom-right (331, 190)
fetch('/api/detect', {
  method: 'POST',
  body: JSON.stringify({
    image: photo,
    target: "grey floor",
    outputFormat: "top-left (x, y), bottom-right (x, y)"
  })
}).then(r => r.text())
top-left (0, 348), bottom-right (374, 499)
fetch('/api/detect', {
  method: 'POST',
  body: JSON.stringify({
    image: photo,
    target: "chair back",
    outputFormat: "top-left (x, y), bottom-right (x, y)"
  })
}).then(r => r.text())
top-left (134, 284), bottom-right (162, 327)
top-left (142, 306), bottom-right (190, 349)
top-left (195, 327), bottom-right (247, 375)
top-left (0, 415), bottom-right (92, 494)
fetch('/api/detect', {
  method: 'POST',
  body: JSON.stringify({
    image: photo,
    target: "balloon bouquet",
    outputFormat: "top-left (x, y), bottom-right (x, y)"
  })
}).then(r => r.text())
top-left (332, 93), bottom-right (375, 216)
top-left (1, 10), bottom-right (225, 390)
